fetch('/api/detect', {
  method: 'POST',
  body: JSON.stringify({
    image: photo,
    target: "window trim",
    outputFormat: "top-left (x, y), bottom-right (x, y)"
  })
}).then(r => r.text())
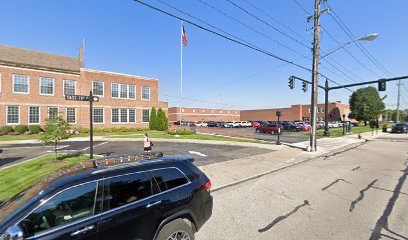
top-left (6, 105), bottom-right (20, 125)
top-left (39, 77), bottom-right (55, 96)
top-left (111, 108), bottom-right (137, 124)
top-left (111, 83), bottom-right (136, 100)
top-left (92, 81), bottom-right (104, 97)
top-left (66, 107), bottom-right (77, 124)
top-left (93, 108), bottom-right (105, 124)
top-left (28, 106), bottom-right (41, 125)
top-left (141, 86), bottom-right (150, 101)
top-left (142, 109), bottom-right (150, 123)
top-left (63, 80), bottom-right (77, 96)
top-left (128, 85), bottom-right (136, 100)
top-left (47, 106), bottom-right (59, 119)
top-left (12, 74), bottom-right (30, 94)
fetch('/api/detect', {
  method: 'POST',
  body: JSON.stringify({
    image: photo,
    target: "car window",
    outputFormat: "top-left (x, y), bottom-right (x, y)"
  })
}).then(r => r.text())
top-left (103, 172), bottom-right (154, 211)
top-left (19, 182), bottom-right (97, 237)
top-left (151, 168), bottom-right (189, 192)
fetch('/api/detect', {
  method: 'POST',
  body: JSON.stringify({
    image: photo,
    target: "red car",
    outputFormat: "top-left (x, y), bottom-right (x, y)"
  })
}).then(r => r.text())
top-left (256, 124), bottom-right (283, 135)
top-left (251, 121), bottom-right (261, 127)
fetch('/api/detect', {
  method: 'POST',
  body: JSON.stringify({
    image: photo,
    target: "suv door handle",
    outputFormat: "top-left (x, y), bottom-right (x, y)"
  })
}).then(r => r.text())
top-left (146, 200), bottom-right (162, 208)
top-left (70, 225), bottom-right (94, 236)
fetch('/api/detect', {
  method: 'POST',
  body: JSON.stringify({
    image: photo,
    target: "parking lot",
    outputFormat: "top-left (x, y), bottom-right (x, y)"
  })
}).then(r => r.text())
top-left (195, 127), bottom-right (309, 144)
top-left (0, 140), bottom-right (274, 168)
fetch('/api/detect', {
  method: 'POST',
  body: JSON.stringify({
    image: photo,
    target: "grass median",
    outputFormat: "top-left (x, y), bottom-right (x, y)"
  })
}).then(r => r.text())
top-left (0, 154), bottom-right (91, 201)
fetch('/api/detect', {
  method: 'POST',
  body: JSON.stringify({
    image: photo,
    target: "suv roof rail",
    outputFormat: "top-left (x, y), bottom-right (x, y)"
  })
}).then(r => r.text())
top-left (90, 152), bottom-right (164, 168)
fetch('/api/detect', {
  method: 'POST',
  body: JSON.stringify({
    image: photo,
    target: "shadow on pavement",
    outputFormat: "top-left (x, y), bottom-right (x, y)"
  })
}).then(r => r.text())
top-left (0, 157), bottom-right (25, 167)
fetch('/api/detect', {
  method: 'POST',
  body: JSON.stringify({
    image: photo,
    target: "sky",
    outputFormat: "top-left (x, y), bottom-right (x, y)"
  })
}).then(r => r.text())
top-left (1, 0), bottom-right (407, 111)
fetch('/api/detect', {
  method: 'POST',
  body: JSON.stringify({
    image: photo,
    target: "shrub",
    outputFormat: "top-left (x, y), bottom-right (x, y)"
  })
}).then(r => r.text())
top-left (156, 108), bottom-right (169, 131)
top-left (80, 128), bottom-right (90, 134)
top-left (149, 107), bottom-right (157, 130)
top-left (28, 125), bottom-right (43, 134)
top-left (15, 125), bottom-right (29, 134)
top-left (0, 126), bottom-right (14, 135)
top-left (8, 132), bottom-right (20, 136)
top-left (166, 129), bottom-right (196, 135)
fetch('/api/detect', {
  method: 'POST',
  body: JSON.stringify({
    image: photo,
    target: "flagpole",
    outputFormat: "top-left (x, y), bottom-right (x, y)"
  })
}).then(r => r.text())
top-left (180, 20), bottom-right (183, 128)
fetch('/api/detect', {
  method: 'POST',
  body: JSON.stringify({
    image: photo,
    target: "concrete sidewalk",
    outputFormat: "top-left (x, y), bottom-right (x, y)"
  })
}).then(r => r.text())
top-left (200, 131), bottom-right (388, 191)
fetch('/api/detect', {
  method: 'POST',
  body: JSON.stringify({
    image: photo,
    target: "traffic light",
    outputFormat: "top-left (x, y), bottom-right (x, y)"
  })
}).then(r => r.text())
top-left (378, 80), bottom-right (386, 91)
top-left (302, 81), bottom-right (307, 92)
top-left (288, 77), bottom-right (294, 89)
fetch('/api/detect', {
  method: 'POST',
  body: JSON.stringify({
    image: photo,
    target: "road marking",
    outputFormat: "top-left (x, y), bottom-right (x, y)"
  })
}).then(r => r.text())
top-left (81, 142), bottom-right (109, 151)
top-left (188, 151), bottom-right (207, 157)
top-left (45, 145), bottom-right (70, 152)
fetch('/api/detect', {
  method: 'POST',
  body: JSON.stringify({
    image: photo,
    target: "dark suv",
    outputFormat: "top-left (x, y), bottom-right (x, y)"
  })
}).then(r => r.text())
top-left (0, 153), bottom-right (213, 240)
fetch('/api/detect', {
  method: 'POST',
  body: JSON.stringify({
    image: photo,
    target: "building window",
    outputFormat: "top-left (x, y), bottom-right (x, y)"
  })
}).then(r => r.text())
top-left (308, 108), bottom-right (311, 113)
top-left (93, 108), bottom-right (104, 123)
top-left (142, 86), bottom-right (150, 100)
top-left (13, 74), bottom-right (29, 94)
top-left (93, 81), bottom-right (104, 97)
top-left (64, 80), bottom-right (76, 96)
top-left (120, 109), bottom-right (128, 123)
top-left (112, 109), bottom-right (136, 123)
top-left (111, 83), bottom-right (119, 98)
top-left (120, 84), bottom-right (128, 98)
top-left (66, 108), bottom-right (76, 124)
top-left (40, 77), bottom-right (54, 95)
top-left (48, 107), bottom-right (59, 119)
top-left (29, 106), bottom-right (40, 124)
top-left (321, 108), bottom-right (325, 113)
top-left (129, 85), bottom-right (136, 99)
top-left (317, 108), bottom-right (320, 113)
top-left (129, 109), bottom-right (136, 123)
top-left (7, 106), bottom-right (19, 124)
top-left (142, 109), bottom-right (150, 123)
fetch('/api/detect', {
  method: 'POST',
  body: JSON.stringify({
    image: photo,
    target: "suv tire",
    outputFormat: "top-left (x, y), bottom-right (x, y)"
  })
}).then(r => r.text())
top-left (156, 219), bottom-right (195, 240)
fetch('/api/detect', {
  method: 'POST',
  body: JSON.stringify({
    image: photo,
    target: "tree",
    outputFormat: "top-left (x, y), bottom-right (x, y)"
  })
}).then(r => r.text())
top-left (40, 115), bottom-right (72, 161)
top-left (349, 87), bottom-right (385, 125)
top-left (156, 108), bottom-right (168, 131)
top-left (149, 107), bottom-right (157, 130)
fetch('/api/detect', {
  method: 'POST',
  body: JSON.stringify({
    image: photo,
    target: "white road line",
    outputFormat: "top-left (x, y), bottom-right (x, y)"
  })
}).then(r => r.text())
top-left (81, 142), bottom-right (109, 151)
top-left (188, 151), bottom-right (207, 157)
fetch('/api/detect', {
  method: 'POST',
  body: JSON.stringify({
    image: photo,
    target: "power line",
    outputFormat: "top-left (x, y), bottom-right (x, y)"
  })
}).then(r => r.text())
top-left (292, 0), bottom-right (309, 15)
top-left (133, 0), bottom-right (351, 92)
top-left (195, 0), bottom-right (308, 57)
top-left (224, 0), bottom-right (311, 49)
top-left (325, 2), bottom-right (394, 77)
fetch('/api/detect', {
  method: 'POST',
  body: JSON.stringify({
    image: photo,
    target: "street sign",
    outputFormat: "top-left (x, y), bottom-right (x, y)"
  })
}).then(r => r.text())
top-left (65, 95), bottom-right (99, 102)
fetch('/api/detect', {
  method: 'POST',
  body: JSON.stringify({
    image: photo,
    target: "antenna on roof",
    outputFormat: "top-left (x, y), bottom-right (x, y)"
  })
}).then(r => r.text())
top-left (80, 38), bottom-right (85, 68)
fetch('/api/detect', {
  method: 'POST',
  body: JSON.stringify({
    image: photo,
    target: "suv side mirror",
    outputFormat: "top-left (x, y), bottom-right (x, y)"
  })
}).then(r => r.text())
top-left (5, 225), bottom-right (24, 240)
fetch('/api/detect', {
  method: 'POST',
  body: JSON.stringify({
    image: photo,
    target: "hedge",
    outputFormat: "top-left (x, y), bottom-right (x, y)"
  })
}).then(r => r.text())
top-left (166, 129), bottom-right (196, 135)
top-left (0, 126), bottom-right (14, 135)
top-left (15, 125), bottom-right (29, 134)
top-left (28, 125), bottom-right (43, 134)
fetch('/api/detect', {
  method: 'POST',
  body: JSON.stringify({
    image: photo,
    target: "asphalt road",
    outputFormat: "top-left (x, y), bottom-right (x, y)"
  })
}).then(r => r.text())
top-left (196, 134), bottom-right (408, 239)
top-left (0, 140), bottom-right (273, 168)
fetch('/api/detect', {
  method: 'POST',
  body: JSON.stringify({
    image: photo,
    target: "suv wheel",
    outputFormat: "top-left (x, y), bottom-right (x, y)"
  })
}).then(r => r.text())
top-left (156, 219), bottom-right (195, 240)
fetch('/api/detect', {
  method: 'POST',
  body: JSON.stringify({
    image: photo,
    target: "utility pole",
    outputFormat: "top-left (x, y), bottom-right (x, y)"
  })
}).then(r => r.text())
top-left (396, 80), bottom-right (401, 123)
top-left (310, 0), bottom-right (321, 151)
top-left (323, 78), bottom-right (329, 136)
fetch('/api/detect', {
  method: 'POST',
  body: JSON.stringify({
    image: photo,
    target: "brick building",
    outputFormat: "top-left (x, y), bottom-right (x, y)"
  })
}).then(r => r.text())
top-left (0, 45), bottom-right (167, 128)
top-left (168, 107), bottom-right (240, 122)
top-left (240, 102), bottom-right (350, 122)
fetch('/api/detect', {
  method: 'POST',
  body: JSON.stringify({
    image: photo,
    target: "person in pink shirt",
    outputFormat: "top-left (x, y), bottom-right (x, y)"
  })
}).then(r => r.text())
top-left (143, 134), bottom-right (153, 152)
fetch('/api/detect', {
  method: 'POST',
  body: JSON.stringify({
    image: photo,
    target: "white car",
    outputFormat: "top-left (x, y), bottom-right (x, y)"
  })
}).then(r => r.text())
top-left (223, 122), bottom-right (235, 128)
top-left (195, 122), bottom-right (208, 127)
top-left (240, 121), bottom-right (252, 127)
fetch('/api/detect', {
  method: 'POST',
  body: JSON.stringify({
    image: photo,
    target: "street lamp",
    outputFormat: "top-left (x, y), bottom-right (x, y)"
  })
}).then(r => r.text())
top-left (319, 33), bottom-right (379, 140)
top-left (320, 33), bottom-right (379, 59)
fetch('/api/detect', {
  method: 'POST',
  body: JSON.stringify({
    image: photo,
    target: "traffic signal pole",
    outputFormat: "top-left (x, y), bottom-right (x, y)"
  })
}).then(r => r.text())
top-left (310, 0), bottom-right (321, 152)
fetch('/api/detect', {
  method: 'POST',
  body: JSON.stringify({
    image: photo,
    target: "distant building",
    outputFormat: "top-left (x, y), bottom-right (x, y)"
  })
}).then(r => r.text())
top-left (240, 102), bottom-right (350, 122)
top-left (0, 45), bottom-right (167, 128)
top-left (168, 107), bottom-right (240, 122)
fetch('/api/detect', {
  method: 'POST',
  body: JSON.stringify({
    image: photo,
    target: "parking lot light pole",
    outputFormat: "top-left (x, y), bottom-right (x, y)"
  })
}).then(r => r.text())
top-left (276, 111), bottom-right (281, 145)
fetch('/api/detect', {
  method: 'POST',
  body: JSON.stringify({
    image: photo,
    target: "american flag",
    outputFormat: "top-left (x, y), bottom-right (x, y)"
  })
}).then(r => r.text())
top-left (182, 24), bottom-right (188, 47)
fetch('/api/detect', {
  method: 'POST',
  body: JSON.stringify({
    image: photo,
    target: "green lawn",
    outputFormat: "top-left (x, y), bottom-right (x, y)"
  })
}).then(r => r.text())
top-left (294, 126), bottom-right (374, 138)
top-left (0, 154), bottom-right (91, 201)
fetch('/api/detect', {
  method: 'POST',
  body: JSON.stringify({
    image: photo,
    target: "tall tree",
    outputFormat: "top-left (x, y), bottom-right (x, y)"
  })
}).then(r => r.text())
top-left (156, 108), bottom-right (168, 131)
top-left (349, 87), bottom-right (385, 125)
top-left (40, 115), bottom-right (71, 161)
top-left (149, 107), bottom-right (157, 130)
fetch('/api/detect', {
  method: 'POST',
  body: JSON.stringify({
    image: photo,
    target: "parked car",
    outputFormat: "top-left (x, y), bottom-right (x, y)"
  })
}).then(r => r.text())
top-left (206, 121), bottom-right (217, 127)
top-left (280, 122), bottom-right (301, 132)
top-left (251, 121), bottom-right (261, 128)
top-left (195, 121), bottom-right (208, 127)
top-left (391, 123), bottom-right (408, 133)
top-left (0, 153), bottom-right (213, 240)
top-left (256, 124), bottom-right (283, 135)
top-left (295, 122), bottom-right (309, 131)
top-left (239, 121), bottom-right (252, 128)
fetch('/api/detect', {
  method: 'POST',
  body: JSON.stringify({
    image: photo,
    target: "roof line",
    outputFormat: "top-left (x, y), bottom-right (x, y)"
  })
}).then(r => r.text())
top-left (0, 44), bottom-right (79, 60)
top-left (81, 68), bottom-right (158, 81)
